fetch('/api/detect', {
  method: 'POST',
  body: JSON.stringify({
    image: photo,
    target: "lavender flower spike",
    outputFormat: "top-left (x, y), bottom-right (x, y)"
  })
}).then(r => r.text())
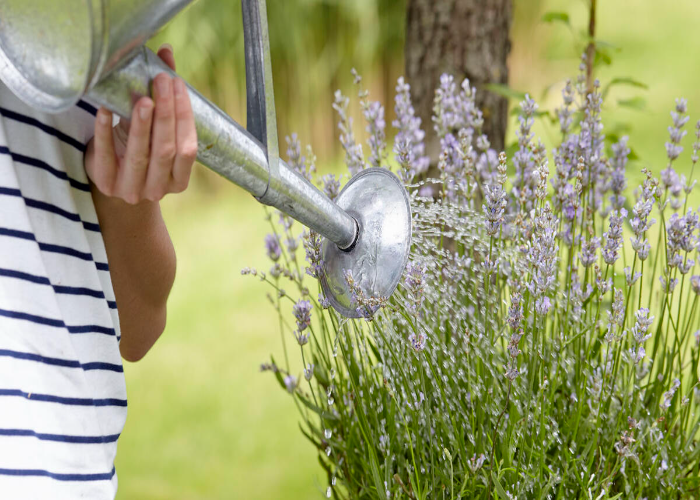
top-left (393, 77), bottom-right (429, 178)
top-left (293, 299), bottom-right (312, 332)
top-left (265, 234), bottom-right (281, 262)
top-left (603, 208), bottom-right (627, 265)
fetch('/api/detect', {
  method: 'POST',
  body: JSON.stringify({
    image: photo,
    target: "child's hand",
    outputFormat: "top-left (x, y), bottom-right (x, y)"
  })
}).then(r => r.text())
top-left (84, 44), bottom-right (197, 204)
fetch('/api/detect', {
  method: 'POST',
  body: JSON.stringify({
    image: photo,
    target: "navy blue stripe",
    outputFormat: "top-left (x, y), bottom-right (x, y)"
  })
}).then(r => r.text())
top-left (0, 428), bottom-right (120, 444)
top-left (0, 146), bottom-right (91, 192)
top-left (0, 227), bottom-right (109, 271)
top-left (0, 348), bottom-right (78, 368)
top-left (81, 361), bottom-right (122, 372)
top-left (24, 197), bottom-right (81, 223)
top-left (83, 221), bottom-right (101, 232)
top-left (38, 241), bottom-right (93, 261)
top-left (0, 226), bottom-right (34, 241)
top-left (77, 100), bottom-right (98, 116)
top-left (0, 107), bottom-right (86, 152)
top-left (0, 308), bottom-right (64, 327)
top-left (0, 467), bottom-right (116, 482)
top-left (0, 349), bottom-right (122, 373)
top-left (0, 186), bottom-right (21, 197)
top-left (0, 389), bottom-right (127, 407)
top-left (0, 188), bottom-right (102, 232)
top-left (0, 268), bottom-right (51, 286)
top-left (53, 285), bottom-right (105, 300)
top-left (0, 268), bottom-right (116, 311)
top-left (66, 324), bottom-right (116, 335)
top-left (0, 308), bottom-right (116, 337)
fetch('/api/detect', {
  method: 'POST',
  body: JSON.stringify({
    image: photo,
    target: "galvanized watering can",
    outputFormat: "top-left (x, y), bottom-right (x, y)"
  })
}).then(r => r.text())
top-left (0, 0), bottom-right (412, 318)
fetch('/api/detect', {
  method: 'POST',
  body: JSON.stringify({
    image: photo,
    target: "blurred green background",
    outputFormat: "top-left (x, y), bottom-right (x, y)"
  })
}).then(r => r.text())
top-left (116, 1), bottom-right (700, 498)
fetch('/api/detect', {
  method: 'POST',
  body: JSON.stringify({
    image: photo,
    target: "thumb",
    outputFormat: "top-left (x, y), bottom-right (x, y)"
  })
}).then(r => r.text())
top-left (157, 43), bottom-right (176, 71)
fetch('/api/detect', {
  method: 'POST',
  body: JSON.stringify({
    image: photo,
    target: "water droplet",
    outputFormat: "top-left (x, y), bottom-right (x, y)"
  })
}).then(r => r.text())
top-left (328, 396), bottom-right (334, 405)
top-left (325, 429), bottom-right (332, 439)
top-left (326, 446), bottom-right (332, 456)
top-left (326, 486), bottom-right (332, 498)
top-left (332, 476), bottom-right (337, 486)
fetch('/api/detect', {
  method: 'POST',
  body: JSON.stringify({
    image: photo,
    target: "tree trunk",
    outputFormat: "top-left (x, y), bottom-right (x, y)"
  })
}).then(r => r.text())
top-left (405, 0), bottom-right (512, 156)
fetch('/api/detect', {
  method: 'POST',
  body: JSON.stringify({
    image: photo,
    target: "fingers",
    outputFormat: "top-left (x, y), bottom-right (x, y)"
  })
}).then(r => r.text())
top-left (85, 108), bottom-right (119, 196)
top-left (157, 43), bottom-right (176, 71)
top-left (143, 73), bottom-right (176, 201)
top-left (170, 78), bottom-right (197, 193)
top-left (114, 97), bottom-right (154, 204)
top-left (95, 44), bottom-right (193, 204)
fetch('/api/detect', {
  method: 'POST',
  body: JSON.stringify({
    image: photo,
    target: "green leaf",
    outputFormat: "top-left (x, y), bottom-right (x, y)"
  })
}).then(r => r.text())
top-left (541, 11), bottom-right (570, 25)
top-left (602, 77), bottom-right (649, 99)
top-left (297, 392), bottom-right (339, 422)
top-left (491, 472), bottom-right (510, 500)
top-left (617, 96), bottom-right (647, 111)
top-left (270, 355), bottom-right (286, 391)
top-left (485, 83), bottom-right (527, 101)
top-left (594, 47), bottom-right (613, 67)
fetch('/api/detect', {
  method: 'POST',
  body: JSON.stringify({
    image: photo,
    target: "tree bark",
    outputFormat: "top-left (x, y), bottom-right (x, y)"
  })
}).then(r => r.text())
top-left (405, 0), bottom-right (513, 155)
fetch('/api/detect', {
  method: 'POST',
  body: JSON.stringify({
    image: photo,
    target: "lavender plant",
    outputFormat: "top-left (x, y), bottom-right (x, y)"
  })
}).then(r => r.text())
top-left (247, 62), bottom-right (700, 499)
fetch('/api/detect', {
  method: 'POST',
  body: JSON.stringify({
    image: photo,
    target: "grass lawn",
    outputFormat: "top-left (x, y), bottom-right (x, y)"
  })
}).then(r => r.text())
top-left (115, 175), bottom-right (320, 499)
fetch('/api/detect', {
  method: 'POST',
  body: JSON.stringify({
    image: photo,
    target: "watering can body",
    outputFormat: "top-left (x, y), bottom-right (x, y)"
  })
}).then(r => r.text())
top-left (0, 0), bottom-right (412, 318)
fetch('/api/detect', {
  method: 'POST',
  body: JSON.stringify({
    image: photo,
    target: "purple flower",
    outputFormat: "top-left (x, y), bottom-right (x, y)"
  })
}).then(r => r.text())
top-left (609, 136), bottom-right (629, 210)
top-left (404, 261), bottom-right (427, 316)
top-left (265, 234), bottom-right (281, 262)
top-left (632, 308), bottom-right (654, 344)
top-left (665, 98), bottom-right (689, 163)
top-left (605, 288), bottom-right (625, 342)
top-left (692, 275), bottom-right (700, 295)
top-left (602, 208), bottom-right (627, 265)
top-left (292, 300), bottom-right (312, 332)
top-left (483, 181), bottom-right (507, 236)
top-left (535, 296), bottom-right (552, 315)
top-left (556, 79), bottom-right (574, 134)
top-left (512, 95), bottom-right (539, 211)
top-left (285, 134), bottom-right (315, 182)
top-left (303, 231), bottom-right (323, 279)
top-left (333, 90), bottom-right (365, 176)
top-left (284, 374), bottom-right (298, 393)
top-left (408, 332), bottom-right (426, 352)
top-left (579, 237), bottom-right (601, 268)
top-left (393, 77), bottom-right (429, 179)
top-left (318, 293), bottom-right (331, 309)
top-left (363, 100), bottom-right (386, 167)
top-left (526, 203), bottom-right (559, 310)
top-left (321, 174), bottom-right (341, 201)
top-left (507, 291), bottom-right (523, 330)
top-left (418, 185), bottom-right (434, 198)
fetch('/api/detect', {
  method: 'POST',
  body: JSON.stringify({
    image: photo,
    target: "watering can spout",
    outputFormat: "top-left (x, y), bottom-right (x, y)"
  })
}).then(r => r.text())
top-left (0, 0), bottom-right (412, 318)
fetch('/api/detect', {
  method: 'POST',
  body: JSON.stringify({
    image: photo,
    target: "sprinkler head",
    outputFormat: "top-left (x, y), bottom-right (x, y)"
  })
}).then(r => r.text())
top-left (320, 168), bottom-right (412, 318)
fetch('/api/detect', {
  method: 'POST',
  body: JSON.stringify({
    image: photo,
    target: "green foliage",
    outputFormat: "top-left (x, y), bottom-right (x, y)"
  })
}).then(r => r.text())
top-left (253, 63), bottom-right (700, 498)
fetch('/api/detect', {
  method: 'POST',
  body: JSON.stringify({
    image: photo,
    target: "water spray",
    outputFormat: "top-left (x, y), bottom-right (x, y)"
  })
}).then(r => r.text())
top-left (0, 0), bottom-right (412, 317)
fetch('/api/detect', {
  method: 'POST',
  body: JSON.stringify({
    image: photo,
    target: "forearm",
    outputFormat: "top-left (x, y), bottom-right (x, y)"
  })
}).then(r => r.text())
top-left (91, 184), bottom-right (176, 361)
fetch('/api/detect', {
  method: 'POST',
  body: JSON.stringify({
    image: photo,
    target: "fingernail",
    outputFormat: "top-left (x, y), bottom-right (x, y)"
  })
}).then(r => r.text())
top-left (139, 101), bottom-right (153, 121)
top-left (160, 43), bottom-right (173, 54)
top-left (98, 111), bottom-right (110, 125)
top-left (174, 79), bottom-right (185, 98)
top-left (156, 75), bottom-right (171, 97)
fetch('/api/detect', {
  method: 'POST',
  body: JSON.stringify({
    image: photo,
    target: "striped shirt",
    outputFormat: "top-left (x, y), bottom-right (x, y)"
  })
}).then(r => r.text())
top-left (0, 83), bottom-right (125, 499)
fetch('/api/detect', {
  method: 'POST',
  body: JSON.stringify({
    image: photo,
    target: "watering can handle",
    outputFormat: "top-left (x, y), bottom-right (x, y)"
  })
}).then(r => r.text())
top-left (86, 46), bottom-right (358, 251)
top-left (242, 0), bottom-right (280, 199)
